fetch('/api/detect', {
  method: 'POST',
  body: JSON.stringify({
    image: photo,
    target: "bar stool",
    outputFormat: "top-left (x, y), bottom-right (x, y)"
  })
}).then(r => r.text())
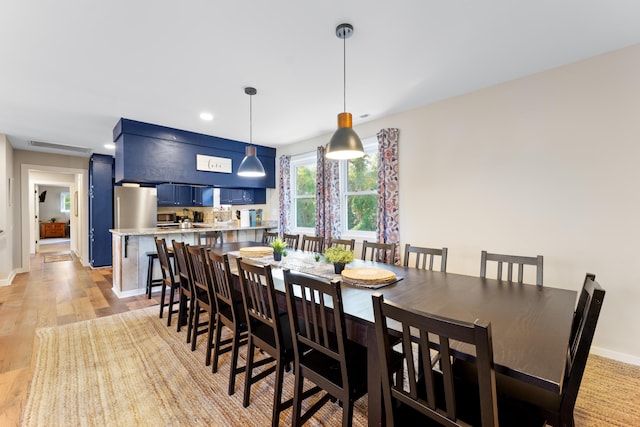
top-left (145, 251), bottom-right (174, 298)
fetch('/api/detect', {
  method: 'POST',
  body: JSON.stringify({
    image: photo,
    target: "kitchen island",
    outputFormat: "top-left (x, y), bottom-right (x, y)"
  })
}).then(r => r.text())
top-left (109, 223), bottom-right (276, 296)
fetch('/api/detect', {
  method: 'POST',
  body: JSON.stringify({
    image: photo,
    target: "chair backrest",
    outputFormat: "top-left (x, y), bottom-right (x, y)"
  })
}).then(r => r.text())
top-left (300, 235), bottom-right (325, 253)
top-left (208, 251), bottom-right (241, 322)
top-left (372, 293), bottom-right (499, 427)
top-left (403, 244), bottom-right (448, 272)
top-left (236, 257), bottom-right (284, 354)
top-left (187, 245), bottom-right (214, 309)
top-left (282, 233), bottom-right (300, 250)
top-left (172, 240), bottom-right (192, 295)
top-left (561, 274), bottom-right (605, 418)
top-left (480, 250), bottom-right (544, 287)
top-left (361, 240), bottom-right (396, 264)
top-left (262, 231), bottom-right (279, 245)
top-left (283, 269), bottom-right (349, 390)
top-left (201, 230), bottom-right (223, 246)
top-left (154, 238), bottom-right (175, 284)
top-left (327, 237), bottom-right (356, 251)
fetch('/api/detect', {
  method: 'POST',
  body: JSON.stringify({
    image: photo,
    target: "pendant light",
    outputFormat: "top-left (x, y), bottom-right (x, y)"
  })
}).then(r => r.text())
top-left (238, 86), bottom-right (266, 177)
top-left (326, 23), bottom-right (365, 160)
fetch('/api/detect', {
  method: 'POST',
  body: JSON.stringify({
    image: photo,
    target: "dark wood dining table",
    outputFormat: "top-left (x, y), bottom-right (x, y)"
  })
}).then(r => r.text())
top-left (209, 242), bottom-right (577, 426)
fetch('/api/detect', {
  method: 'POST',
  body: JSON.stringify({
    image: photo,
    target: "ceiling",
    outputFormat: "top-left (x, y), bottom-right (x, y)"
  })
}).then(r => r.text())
top-left (2, 1), bottom-right (640, 157)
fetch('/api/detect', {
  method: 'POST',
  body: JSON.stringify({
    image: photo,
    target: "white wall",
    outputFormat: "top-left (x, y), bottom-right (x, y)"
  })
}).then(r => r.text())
top-left (0, 134), bottom-right (15, 285)
top-left (275, 44), bottom-right (640, 364)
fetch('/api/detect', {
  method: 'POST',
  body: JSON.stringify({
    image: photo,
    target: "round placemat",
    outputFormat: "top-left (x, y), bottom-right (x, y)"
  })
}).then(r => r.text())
top-left (239, 246), bottom-right (273, 258)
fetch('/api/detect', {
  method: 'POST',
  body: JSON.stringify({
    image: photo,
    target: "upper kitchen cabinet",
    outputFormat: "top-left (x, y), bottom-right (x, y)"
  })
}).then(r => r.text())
top-left (157, 184), bottom-right (213, 207)
top-left (113, 119), bottom-right (276, 188)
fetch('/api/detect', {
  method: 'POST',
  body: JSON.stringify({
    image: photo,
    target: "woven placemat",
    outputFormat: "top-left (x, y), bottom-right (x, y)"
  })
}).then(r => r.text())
top-left (341, 267), bottom-right (397, 288)
top-left (239, 246), bottom-right (273, 258)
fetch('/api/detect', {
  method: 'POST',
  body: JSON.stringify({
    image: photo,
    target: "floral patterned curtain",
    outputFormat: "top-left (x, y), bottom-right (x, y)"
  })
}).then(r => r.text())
top-left (278, 155), bottom-right (291, 234)
top-left (315, 145), bottom-right (341, 242)
top-left (376, 128), bottom-right (400, 264)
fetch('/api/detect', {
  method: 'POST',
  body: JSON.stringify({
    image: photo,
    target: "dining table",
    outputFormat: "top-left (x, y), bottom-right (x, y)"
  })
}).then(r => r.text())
top-left (209, 242), bottom-right (577, 426)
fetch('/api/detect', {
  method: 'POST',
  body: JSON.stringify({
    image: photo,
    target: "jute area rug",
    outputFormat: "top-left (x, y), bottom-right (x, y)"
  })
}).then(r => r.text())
top-left (22, 306), bottom-right (640, 426)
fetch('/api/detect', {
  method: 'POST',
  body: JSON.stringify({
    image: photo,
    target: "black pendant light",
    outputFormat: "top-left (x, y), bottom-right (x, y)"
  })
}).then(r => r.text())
top-left (326, 23), bottom-right (365, 160)
top-left (238, 87), bottom-right (266, 177)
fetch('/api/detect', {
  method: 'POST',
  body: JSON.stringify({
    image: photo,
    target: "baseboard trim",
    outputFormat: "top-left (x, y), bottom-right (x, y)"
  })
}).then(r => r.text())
top-left (591, 346), bottom-right (640, 366)
top-left (111, 286), bottom-right (146, 299)
top-left (0, 269), bottom-right (19, 286)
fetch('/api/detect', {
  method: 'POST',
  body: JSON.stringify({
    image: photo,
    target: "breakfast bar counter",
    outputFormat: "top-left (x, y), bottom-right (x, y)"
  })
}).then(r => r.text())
top-left (109, 223), bottom-right (276, 296)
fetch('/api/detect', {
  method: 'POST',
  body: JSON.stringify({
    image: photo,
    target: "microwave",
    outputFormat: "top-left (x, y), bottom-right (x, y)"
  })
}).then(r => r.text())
top-left (157, 213), bottom-right (176, 223)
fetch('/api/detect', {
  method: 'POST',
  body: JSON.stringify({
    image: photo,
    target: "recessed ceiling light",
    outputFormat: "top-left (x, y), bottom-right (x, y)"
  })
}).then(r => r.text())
top-left (200, 112), bottom-right (214, 121)
top-left (104, 143), bottom-right (116, 149)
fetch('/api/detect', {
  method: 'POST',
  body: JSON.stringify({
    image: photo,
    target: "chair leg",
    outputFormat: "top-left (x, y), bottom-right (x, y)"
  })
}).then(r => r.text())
top-left (227, 329), bottom-right (241, 395)
top-left (177, 292), bottom-right (187, 333)
top-left (243, 339), bottom-right (255, 408)
top-left (167, 284), bottom-right (177, 327)
top-left (271, 360), bottom-right (286, 427)
top-left (205, 312), bottom-right (215, 366)
top-left (291, 366), bottom-right (305, 427)
top-left (186, 297), bottom-right (194, 344)
top-left (342, 400), bottom-right (354, 427)
top-left (212, 316), bottom-right (224, 373)
top-left (146, 256), bottom-right (154, 299)
top-left (191, 301), bottom-right (200, 351)
top-left (159, 283), bottom-right (167, 319)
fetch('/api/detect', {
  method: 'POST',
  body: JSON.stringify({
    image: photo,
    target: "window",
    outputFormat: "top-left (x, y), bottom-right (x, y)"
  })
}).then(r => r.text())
top-left (291, 153), bottom-right (317, 231)
top-left (341, 138), bottom-right (378, 238)
top-left (60, 191), bottom-right (71, 213)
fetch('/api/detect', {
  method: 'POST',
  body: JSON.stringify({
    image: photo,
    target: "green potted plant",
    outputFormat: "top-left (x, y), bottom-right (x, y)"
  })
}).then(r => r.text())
top-left (324, 245), bottom-right (355, 274)
top-left (270, 238), bottom-right (287, 261)
top-left (49, 217), bottom-right (56, 223)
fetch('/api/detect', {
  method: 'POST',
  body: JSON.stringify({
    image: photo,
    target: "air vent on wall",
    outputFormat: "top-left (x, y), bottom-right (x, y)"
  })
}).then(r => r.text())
top-left (30, 140), bottom-right (91, 154)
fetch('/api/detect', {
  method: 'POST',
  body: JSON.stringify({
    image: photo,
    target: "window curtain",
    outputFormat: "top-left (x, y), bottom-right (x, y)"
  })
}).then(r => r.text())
top-left (376, 128), bottom-right (400, 264)
top-left (278, 154), bottom-right (291, 234)
top-left (315, 145), bottom-right (341, 242)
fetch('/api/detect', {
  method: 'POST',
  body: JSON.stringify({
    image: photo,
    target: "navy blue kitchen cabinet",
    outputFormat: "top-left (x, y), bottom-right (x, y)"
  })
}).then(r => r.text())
top-left (113, 118), bottom-right (276, 188)
top-left (157, 184), bottom-right (214, 207)
top-left (89, 154), bottom-right (114, 267)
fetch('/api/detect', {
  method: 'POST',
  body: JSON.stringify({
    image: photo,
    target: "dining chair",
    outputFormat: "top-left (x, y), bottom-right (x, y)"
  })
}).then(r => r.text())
top-left (236, 257), bottom-right (295, 427)
top-left (403, 244), bottom-right (448, 272)
top-left (186, 245), bottom-right (216, 361)
top-left (300, 235), bottom-right (324, 253)
top-left (201, 230), bottom-right (223, 246)
top-left (493, 273), bottom-right (606, 427)
top-left (361, 240), bottom-right (396, 264)
top-left (262, 231), bottom-right (279, 245)
top-left (172, 240), bottom-right (196, 340)
top-left (282, 233), bottom-right (300, 250)
top-left (372, 293), bottom-right (545, 427)
top-left (480, 250), bottom-right (544, 287)
top-left (326, 237), bottom-right (356, 251)
top-left (208, 251), bottom-right (249, 395)
top-left (154, 238), bottom-right (180, 326)
top-left (283, 269), bottom-right (368, 427)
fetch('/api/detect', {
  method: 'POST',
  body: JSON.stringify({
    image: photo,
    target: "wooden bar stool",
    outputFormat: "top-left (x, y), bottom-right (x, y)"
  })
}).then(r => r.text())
top-left (145, 251), bottom-right (174, 298)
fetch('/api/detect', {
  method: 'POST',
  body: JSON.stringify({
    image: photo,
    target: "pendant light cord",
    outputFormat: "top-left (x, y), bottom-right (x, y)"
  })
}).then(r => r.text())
top-left (249, 92), bottom-right (253, 143)
top-left (343, 33), bottom-right (347, 112)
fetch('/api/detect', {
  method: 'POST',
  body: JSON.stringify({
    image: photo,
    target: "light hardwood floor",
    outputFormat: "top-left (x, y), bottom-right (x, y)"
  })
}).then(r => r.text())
top-left (0, 242), bottom-right (159, 426)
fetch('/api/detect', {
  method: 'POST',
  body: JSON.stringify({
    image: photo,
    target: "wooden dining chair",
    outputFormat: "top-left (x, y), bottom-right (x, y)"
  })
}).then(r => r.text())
top-left (494, 273), bottom-right (606, 427)
top-left (172, 240), bottom-right (196, 340)
top-left (283, 269), bottom-right (368, 427)
top-left (236, 258), bottom-right (295, 427)
top-left (262, 231), bottom-right (278, 245)
top-left (480, 250), bottom-right (544, 287)
top-left (186, 246), bottom-right (216, 361)
top-left (300, 235), bottom-right (324, 253)
top-left (154, 238), bottom-right (180, 326)
top-left (282, 233), bottom-right (300, 250)
top-left (201, 230), bottom-right (223, 246)
top-left (403, 244), bottom-right (448, 272)
top-left (372, 293), bottom-right (545, 427)
top-left (208, 251), bottom-right (248, 395)
top-left (327, 237), bottom-right (356, 251)
top-left (361, 240), bottom-right (396, 264)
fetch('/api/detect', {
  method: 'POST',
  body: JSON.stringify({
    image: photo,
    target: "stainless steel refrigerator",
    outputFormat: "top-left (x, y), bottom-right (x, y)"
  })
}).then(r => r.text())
top-left (114, 186), bottom-right (157, 229)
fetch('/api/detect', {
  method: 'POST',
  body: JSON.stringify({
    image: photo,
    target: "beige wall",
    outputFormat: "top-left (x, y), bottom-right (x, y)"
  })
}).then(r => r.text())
top-left (275, 44), bottom-right (640, 363)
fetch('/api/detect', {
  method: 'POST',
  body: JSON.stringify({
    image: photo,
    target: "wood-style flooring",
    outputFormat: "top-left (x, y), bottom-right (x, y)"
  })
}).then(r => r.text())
top-left (0, 242), bottom-right (160, 426)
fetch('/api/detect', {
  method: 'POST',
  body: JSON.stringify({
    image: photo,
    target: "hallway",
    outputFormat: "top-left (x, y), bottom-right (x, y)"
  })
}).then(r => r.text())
top-left (0, 249), bottom-right (158, 426)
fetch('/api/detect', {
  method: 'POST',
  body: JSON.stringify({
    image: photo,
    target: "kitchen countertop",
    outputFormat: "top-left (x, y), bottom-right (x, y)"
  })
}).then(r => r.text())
top-left (109, 222), bottom-right (277, 236)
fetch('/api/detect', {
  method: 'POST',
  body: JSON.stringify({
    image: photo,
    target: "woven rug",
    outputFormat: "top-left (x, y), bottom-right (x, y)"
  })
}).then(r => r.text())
top-left (22, 307), bottom-right (640, 426)
top-left (43, 253), bottom-right (73, 263)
